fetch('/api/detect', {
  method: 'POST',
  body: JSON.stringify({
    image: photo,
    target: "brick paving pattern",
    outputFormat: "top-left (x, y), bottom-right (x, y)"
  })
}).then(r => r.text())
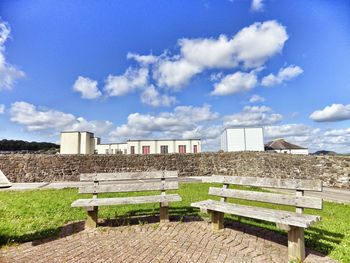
top-left (0, 218), bottom-right (336, 263)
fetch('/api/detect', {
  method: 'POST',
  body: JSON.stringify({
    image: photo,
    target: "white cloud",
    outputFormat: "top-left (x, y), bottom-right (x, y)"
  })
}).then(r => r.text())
top-left (324, 128), bottom-right (350, 137)
top-left (10, 101), bottom-right (113, 136)
top-left (153, 59), bottom-right (201, 89)
top-left (223, 105), bottom-right (282, 127)
top-left (263, 124), bottom-right (350, 153)
top-left (140, 85), bottom-right (176, 107)
top-left (211, 71), bottom-right (257, 96)
top-left (249, 94), bottom-right (265, 103)
top-left (73, 76), bottom-right (101, 99)
top-left (109, 105), bottom-right (219, 143)
top-left (310, 104), bottom-right (350, 122)
top-left (152, 20), bottom-right (288, 90)
top-left (10, 101), bottom-right (76, 131)
top-left (70, 117), bottom-right (113, 135)
top-left (264, 124), bottom-right (311, 139)
top-left (261, 65), bottom-right (303, 87)
top-left (0, 20), bottom-right (25, 91)
top-left (251, 0), bottom-right (264, 12)
top-left (231, 21), bottom-right (288, 68)
top-left (0, 104), bottom-right (5, 114)
top-left (104, 67), bottom-right (148, 96)
top-left (127, 52), bottom-right (158, 65)
top-left (179, 35), bottom-right (237, 68)
top-left (210, 72), bottom-right (223, 81)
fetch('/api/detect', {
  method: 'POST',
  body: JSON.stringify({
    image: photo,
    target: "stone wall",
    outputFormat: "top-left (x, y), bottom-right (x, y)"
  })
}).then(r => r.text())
top-left (0, 152), bottom-right (349, 188)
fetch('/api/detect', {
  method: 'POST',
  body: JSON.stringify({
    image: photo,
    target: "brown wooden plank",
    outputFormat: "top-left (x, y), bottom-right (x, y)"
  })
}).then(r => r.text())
top-left (205, 175), bottom-right (322, 191)
top-left (210, 210), bottom-right (224, 230)
top-left (160, 203), bottom-right (169, 223)
top-left (79, 181), bottom-right (178, 194)
top-left (288, 226), bottom-right (305, 261)
top-left (191, 200), bottom-right (320, 228)
top-left (296, 190), bottom-right (304, 213)
top-left (209, 187), bottom-right (322, 209)
top-left (80, 171), bottom-right (178, 182)
top-left (86, 207), bottom-right (98, 228)
top-left (71, 194), bottom-right (182, 207)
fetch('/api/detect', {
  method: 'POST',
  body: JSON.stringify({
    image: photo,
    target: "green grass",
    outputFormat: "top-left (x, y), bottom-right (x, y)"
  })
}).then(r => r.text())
top-left (0, 183), bottom-right (349, 262)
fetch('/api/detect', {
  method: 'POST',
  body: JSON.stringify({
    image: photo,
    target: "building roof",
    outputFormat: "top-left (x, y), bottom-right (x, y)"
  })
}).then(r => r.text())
top-left (265, 139), bottom-right (307, 150)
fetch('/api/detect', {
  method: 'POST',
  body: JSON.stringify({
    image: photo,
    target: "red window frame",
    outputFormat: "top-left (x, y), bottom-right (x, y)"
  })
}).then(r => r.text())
top-left (178, 145), bottom-right (186, 154)
top-left (142, 146), bottom-right (150, 154)
top-left (193, 145), bottom-right (198, 153)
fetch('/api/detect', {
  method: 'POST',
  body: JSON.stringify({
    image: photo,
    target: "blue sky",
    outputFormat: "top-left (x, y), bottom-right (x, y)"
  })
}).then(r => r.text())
top-left (0, 0), bottom-right (350, 152)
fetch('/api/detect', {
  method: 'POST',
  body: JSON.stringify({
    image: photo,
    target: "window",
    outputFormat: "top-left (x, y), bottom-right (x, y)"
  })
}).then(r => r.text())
top-left (105, 149), bottom-right (109, 154)
top-left (124, 149), bottom-right (127, 154)
top-left (178, 145), bottom-right (186, 153)
top-left (130, 146), bottom-right (135, 154)
top-left (193, 145), bottom-right (198, 153)
top-left (142, 146), bottom-right (150, 154)
top-left (160, 145), bottom-right (168, 154)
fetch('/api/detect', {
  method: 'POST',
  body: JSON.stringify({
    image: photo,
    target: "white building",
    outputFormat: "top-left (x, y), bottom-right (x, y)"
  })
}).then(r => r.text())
top-left (60, 131), bottom-right (201, 155)
top-left (60, 131), bottom-right (95, 154)
top-left (265, 139), bottom-right (309, 155)
top-left (221, 127), bottom-right (264, 152)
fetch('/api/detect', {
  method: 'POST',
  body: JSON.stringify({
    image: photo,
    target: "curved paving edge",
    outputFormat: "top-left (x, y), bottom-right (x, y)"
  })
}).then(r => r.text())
top-left (0, 219), bottom-right (337, 263)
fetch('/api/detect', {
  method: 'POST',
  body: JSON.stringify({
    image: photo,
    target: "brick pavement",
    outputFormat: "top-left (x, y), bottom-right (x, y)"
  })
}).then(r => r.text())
top-left (0, 217), bottom-right (337, 263)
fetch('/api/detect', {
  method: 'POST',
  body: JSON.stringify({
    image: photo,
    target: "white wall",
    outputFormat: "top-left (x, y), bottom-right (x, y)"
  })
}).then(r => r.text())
top-left (221, 131), bottom-right (227, 151)
top-left (221, 128), bottom-right (264, 152)
top-left (245, 128), bottom-right (264, 151)
top-left (126, 139), bottom-right (201, 154)
top-left (95, 143), bottom-right (127, 154)
top-left (61, 131), bottom-right (201, 155)
top-left (290, 149), bottom-right (309, 155)
top-left (60, 132), bottom-right (80, 154)
top-left (227, 128), bottom-right (245, 151)
top-left (267, 149), bottom-right (309, 155)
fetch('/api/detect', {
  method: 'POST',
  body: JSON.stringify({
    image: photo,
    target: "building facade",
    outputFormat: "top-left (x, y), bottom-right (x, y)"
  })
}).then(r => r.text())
top-left (60, 131), bottom-right (95, 154)
top-left (60, 131), bottom-right (201, 155)
top-left (265, 139), bottom-right (309, 155)
top-left (221, 127), bottom-right (264, 152)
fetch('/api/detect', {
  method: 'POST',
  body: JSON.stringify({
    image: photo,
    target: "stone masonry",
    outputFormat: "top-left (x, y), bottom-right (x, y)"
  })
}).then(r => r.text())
top-left (0, 152), bottom-right (349, 188)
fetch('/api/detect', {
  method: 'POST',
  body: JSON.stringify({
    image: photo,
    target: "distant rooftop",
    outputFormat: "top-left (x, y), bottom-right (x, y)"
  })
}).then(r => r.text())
top-left (265, 139), bottom-right (307, 150)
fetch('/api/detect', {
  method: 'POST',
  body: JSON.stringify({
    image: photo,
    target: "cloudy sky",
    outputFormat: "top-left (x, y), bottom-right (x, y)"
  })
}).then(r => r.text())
top-left (0, 0), bottom-right (350, 152)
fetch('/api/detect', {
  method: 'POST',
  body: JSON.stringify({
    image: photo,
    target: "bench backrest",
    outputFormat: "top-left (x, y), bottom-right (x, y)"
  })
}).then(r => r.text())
top-left (205, 175), bottom-right (323, 212)
top-left (79, 171), bottom-right (179, 194)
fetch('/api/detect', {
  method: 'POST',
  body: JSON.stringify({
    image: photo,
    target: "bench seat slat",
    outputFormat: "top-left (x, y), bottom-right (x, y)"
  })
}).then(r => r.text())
top-left (191, 200), bottom-right (320, 228)
top-left (79, 181), bottom-right (178, 194)
top-left (80, 171), bottom-right (178, 182)
top-left (205, 175), bottom-right (322, 191)
top-left (209, 187), bottom-right (323, 209)
top-left (72, 194), bottom-right (182, 207)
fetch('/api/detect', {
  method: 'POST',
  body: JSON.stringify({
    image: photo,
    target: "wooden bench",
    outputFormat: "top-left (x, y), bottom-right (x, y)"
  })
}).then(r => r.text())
top-left (191, 175), bottom-right (323, 262)
top-left (71, 171), bottom-right (182, 228)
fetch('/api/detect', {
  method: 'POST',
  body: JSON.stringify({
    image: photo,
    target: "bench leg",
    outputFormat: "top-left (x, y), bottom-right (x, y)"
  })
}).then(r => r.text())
top-left (210, 211), bottom-right (224, 230)
top-left (86, 206), bottom-right (98, 228)
top-left (160, 202), bottom-right (169, 223)
top-left (288, 226), bottom-right (305, 262)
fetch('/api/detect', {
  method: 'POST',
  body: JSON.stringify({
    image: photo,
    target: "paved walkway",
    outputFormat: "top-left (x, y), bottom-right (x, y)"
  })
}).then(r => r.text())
top-left (1, 176), bottom-right (349, 204)
top-left (0, 218), bottom-right (336, 263)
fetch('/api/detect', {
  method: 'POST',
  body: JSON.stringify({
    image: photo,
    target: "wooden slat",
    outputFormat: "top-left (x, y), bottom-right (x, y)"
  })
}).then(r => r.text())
top-left (191, 200), bottom-right (320, 228)
top-left (205, 175), bottom-right (322, 191)
top-left (79, 181), bottom-right (178, 194)
top-left (209, 187), bottom-right (322, 209)
top-left (296, 190), bottom-right (304, 213)
top-left (71, 194), bottom-right (182, 207)
top-left (80, 171), bottom-right (178, 182)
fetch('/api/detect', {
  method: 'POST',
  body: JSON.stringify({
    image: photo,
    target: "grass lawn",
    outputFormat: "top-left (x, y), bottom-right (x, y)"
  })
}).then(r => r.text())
top-left (0, 182), bottom-right (349, 262)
